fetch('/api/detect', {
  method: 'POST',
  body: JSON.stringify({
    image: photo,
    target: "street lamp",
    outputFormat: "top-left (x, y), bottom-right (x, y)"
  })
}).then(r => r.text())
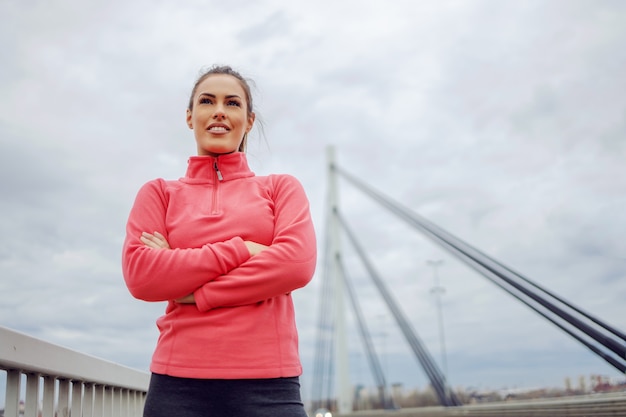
top-left (427, 259), bottom-right (448, 386)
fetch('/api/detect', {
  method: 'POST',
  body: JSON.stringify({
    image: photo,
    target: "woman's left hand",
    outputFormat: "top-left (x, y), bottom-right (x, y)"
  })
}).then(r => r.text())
top-left (175, 294), bottom-right (196, 304)
top-left (140, 231), bottom-right (171, 249)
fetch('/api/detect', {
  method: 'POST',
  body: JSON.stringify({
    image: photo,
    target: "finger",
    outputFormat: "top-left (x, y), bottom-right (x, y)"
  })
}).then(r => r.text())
top-left (141, 231), bottom-right (156, 240)
top-left (140, 235), bottom-right (160, 248)
top-left (142, 232), bottom-right (164, 242)
top-left (175, 294), bottom-right (195, 303)
top-left (152, 231), bottom-right (171, 249)
top-left (141, 233), bottom-right (165, 247)
top-left (140, 232), bottom-right (170, 249)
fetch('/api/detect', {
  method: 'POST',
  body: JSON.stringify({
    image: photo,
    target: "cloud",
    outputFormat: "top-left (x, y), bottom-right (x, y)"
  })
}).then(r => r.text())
top-left (1, 0), bottom-right (625, 404)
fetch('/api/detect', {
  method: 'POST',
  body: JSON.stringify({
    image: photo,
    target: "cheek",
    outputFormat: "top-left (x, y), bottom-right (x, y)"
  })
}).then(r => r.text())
top-left (192, 113), bottom-right (209, 129)
top-left (233, 115), bottom-right (248, 131)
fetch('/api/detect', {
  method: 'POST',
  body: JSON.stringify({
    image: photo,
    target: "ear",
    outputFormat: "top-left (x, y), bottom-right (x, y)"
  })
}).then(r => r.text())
top-left (246, 112), bottom-right (256, 133)
top-left (186, 109), bottom-right (193, 129)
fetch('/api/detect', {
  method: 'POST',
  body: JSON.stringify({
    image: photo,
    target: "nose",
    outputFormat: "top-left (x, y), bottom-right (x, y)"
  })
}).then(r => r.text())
top-left (213, 104), bottom-right (226, 120)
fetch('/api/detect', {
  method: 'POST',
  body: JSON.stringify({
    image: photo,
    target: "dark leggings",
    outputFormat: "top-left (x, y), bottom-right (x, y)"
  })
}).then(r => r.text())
top-left (143, 373), bottom-right (308, 417)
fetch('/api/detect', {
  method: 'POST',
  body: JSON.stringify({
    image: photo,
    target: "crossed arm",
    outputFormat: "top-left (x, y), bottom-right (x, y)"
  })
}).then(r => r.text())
top-left (123, 176), bottom-right (317, 309)
top-left (139, 231), bottom-right (268, 304)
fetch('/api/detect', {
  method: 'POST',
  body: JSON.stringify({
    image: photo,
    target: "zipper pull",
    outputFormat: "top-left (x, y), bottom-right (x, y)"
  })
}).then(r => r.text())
top-left (213, 160), bottom-right (224, 181)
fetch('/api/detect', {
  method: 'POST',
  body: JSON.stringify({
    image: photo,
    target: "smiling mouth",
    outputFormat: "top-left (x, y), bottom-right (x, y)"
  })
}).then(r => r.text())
top-left (208, 126), bottom-right (230, 132)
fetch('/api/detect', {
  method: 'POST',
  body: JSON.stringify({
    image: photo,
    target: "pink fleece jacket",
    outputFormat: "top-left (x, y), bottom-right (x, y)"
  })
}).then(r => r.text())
top-left (122, 152), bottom-right (317, 379)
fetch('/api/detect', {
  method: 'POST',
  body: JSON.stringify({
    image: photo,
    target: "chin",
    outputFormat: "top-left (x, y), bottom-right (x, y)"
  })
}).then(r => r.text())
top-left (200, 148), bottom-right (237, 156)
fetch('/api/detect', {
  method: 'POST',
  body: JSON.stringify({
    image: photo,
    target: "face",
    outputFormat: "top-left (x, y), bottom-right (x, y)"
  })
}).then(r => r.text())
top-left (186, 74), bottom-right (255, 157)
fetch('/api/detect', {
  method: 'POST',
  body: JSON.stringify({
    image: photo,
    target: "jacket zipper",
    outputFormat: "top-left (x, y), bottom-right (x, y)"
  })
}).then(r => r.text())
top-left (213, 160), bottom-right (224, 181)
top-left (211, 159), bottom-right (223, 214)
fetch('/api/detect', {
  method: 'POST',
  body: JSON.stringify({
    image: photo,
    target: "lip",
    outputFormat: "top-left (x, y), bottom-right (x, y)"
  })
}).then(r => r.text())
top-left (207, 123), bottom-right (231, 132)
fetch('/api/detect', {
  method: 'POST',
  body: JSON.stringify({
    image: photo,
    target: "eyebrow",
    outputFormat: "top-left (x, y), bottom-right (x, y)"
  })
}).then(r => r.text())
top-left (198, 93), bottom-right (242, 99)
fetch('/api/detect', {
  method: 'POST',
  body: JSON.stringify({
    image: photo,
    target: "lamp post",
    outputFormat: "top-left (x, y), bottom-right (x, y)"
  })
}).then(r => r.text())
top-left (377, 315), bottom-right (388, 388)
top-left (377, 314), bottom-right (389, 408)
top-left (427, 259), bottom-right (448, 387)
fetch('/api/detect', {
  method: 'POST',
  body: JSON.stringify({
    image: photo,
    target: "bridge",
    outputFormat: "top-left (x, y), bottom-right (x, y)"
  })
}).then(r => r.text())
top-left (1, 147), bottom-right (625, 417)
top-left (311, 147), bottom-right (626, 414)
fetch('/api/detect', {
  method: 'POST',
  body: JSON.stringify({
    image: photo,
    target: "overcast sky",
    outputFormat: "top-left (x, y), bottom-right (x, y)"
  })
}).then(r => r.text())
top-left (1, 0), bottom-right (625, 403)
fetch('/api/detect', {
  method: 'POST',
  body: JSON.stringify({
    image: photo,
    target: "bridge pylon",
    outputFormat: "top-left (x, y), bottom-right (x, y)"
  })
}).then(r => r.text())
top-left (327, 145), bottom-right (353, 414)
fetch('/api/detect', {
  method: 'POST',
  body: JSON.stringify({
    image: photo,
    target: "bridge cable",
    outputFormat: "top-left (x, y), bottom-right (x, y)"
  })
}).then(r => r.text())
top-left (333, 164), bottom-right (626, 373)
top-left (333, 164), bottom-right (626, 371)
top-left (336, 252), bottom-right (394, 408)
top-left (336, 209), bottom-right (462, 407)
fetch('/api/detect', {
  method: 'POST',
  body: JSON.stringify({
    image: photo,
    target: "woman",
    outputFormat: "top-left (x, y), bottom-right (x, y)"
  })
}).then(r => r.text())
top-left (122, 65), bottom-right (317, 416)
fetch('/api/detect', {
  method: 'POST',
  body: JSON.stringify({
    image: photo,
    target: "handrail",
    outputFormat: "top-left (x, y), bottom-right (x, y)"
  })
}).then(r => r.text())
top-left (1, 325), bottom-right (150, 417)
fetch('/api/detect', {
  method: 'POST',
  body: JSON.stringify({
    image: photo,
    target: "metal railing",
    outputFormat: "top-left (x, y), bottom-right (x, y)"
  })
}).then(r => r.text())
top-left (1, 325), bottom-right (149, 417)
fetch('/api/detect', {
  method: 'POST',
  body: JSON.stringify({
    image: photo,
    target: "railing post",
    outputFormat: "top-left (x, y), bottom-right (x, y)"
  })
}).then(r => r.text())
top-left (58, 379), bottom-right (70, 417)
top-left (25, 373), bottom-right (40, 417)
top-left (72, 381), bottom-right (83, 417)
top-left (83, 383), bottom-right (95, 417)
top-left (104, 386), bottom-right (114, 417)
top-left (120, 388), bottom-right (130, 417)
top-left (133, 390), bottom-right (146, 417)
top-left (42, 375), bottom-right (56, 417)
top-left (94, 384), bottom-right (105, 417)
top-left (5, 369), bottom-right (21, 417)
top-left (130, 389), bottom-right (136, 417)
top-left (114, 387), bottom-right (123, 417)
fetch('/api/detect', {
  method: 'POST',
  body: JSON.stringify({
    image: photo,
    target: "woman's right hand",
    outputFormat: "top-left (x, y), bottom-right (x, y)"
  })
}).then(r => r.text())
top-left (244, 240), bottom-right (269, 256)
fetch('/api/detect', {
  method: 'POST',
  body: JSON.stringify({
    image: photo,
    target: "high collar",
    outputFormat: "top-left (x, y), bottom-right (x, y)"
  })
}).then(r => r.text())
top-left (181, 152), bottom-right (255, 184)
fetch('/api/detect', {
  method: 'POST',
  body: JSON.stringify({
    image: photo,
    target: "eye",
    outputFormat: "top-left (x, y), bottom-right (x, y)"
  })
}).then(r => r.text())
top-left (227, 100), bottom-right (241, 107)
top-left (199, 97), bottom-right (213, 104)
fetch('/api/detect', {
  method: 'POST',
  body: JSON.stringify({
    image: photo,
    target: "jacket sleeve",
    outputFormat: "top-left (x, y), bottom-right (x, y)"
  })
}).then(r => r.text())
top-left (193, 175), bottom-right (317, 311)
top-left (122, 179), bottom-right (250, 302)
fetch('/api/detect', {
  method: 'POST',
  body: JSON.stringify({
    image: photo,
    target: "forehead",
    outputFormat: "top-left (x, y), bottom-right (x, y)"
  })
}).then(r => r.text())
top-left (195, 74), bottom-right (247, 98)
